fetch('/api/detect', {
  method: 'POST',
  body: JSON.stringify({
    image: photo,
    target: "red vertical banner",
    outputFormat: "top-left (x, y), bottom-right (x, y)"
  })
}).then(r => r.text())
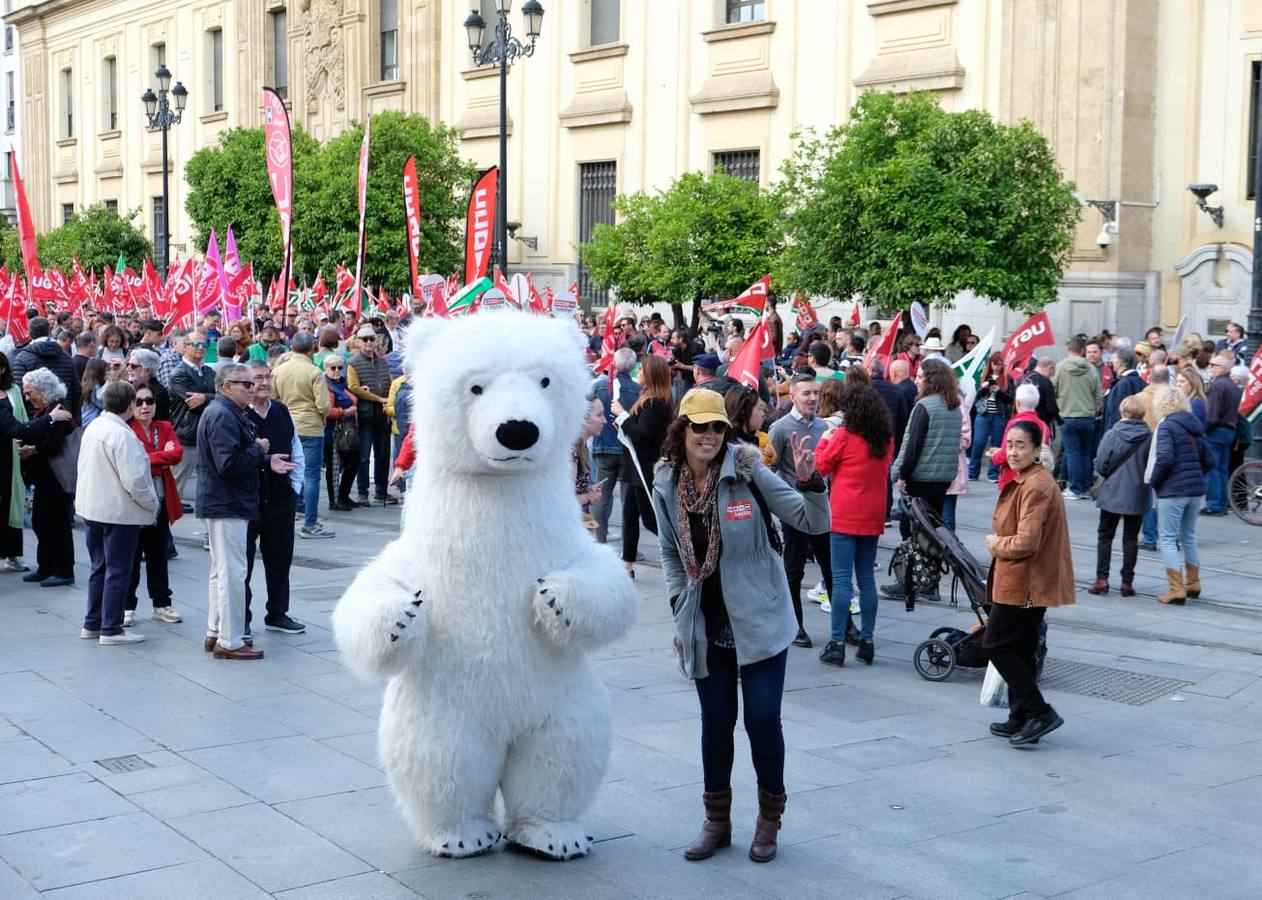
top-left (1240, 344), bottom-right (1262, 418)
top-left (262, 88), bottom-right (293, 300)
top-left (402, 155), bottom-right (423, 300)
top-left (353, 117), bottom-right (372, 312)
top-left (10, 155), bottom-right (39, 291)
top-left (464, 167), bottom-right (497, 285)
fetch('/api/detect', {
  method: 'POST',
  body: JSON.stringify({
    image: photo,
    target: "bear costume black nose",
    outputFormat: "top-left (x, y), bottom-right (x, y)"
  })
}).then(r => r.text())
top-left (496, 420), bottom-right (539, 451)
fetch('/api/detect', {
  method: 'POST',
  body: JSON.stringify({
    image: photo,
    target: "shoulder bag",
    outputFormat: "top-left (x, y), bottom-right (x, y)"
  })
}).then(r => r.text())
top-left (47, 424), bottom-right (82, 495)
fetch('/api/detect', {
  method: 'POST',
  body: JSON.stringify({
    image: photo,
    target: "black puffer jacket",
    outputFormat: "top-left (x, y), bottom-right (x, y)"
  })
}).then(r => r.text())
top-left (11, 339), bottom-right (81, 418)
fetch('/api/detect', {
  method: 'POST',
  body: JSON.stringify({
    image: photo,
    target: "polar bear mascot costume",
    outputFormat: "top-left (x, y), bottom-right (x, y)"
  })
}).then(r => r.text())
top-left (333, 309), bottom-right (637, 861)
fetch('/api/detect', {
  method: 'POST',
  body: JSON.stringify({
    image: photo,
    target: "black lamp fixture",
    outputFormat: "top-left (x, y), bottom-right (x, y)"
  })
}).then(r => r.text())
top-left (141, 65), bottom-right (188, 273)
top-left (464, 2), bottom-right (545, 273)
top-left (1187, 183), bottom-right (1224, 229)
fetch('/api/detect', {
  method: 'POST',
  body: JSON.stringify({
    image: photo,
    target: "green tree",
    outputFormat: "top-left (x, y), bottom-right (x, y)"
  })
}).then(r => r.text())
top-left (293, 111), bottom-right (475, 293)
top-left (0, 204), bottom-right (153, 273)
top-left (777, 91), bottom-right (1081, 314)
top-left (579, 170), bottom-right (784, 327)
top-left (184, 124), bottom-right (321, 279)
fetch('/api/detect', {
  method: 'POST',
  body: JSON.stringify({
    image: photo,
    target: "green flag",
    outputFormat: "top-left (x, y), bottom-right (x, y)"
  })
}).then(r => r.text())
top-left (115, 252), bottom-right (127, 273)
top-left (446, 276), bottom-right (492, 315)
top-left (951, 326), bottom-right (995, 392)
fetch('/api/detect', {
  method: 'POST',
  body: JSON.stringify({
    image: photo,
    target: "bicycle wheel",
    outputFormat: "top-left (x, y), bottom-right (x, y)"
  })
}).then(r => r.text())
top-left (1229, 461), bottom-right (1262, 526)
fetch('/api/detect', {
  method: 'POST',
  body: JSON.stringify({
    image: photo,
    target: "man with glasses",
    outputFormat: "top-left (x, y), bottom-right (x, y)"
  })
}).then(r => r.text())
top-left (243, 360), bottom-right (307, 635)
top-left (1203, 352), bottom-right (1243, 516)
top-left (127, 348), bottom-right (170, 422)
top-left (347, 325), bottom-right (397, 505)
top-left (281, 311), bottom-right (299, 341)
top-left (169, 330), bottom-right (218, 540)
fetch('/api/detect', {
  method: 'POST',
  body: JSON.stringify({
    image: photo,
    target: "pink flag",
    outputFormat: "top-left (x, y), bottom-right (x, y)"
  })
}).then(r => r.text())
top-left (353, 117), bottom-right (372, 310)
top-left (196, 230), bottom-right (225, 317)
top-left (221, 227), bottom-right (241, 321)
top-left (263, 88), bottom-right (294, 297)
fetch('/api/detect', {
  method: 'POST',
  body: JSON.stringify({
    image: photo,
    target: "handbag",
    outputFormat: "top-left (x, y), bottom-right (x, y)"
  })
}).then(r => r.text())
top-left (333, 417), bottom-right (359, 454)
top-left (47, 424), bottom-right (81, 495)
top-left (1088, 437), bottom-right (1144, 501)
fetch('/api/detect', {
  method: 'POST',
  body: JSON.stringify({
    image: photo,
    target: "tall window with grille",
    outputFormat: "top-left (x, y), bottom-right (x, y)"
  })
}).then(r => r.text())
top-left (104, 199), bottom-right (118, 216)
top-left (1249, 60), bottom-right (1260, 201)
top-left (62, 203), bottom-right (74, 225)
top-left (380, 0), bottom-right (399, 81)
top-left (713, 149), bottom-right (760, 183)
top-left (272, 10), bottom-right (289, 98)
top-left (2, 151), bottom-right (13, 209)
top-left (577, 161), bottom-right (617, 305)
top-left (208, 28), bottom-right (224, 112)
top-left (103, 56), bottom-right (117, 130)
top-left (60, 67), bottom-right (73, 138)
top-left (5, 71), bottom-right (13, 132)
top-left (725, 0), bottom-right (765, 24)
top-left (4, 26), bottom-right (12, 54)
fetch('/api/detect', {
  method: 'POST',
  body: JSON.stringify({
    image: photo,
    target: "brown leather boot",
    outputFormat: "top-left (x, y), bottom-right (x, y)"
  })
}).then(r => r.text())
top-left (683, 790), bottom-right (731, 861)
top-left (1184, 564), bottom-right (1201, 599)
top-left (1158, 568), bottom-right (1186, 605)
top-left (749, 789), bottom-right (786, 863)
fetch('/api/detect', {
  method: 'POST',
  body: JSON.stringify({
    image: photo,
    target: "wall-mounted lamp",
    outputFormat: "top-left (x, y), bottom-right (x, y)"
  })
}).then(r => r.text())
top-left (1187, 183), bottom-right (1224, 228)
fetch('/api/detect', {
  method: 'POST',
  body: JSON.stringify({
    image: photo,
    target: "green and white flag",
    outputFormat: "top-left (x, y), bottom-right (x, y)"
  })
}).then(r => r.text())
top-left (951, 326), bottom-right (996, 392)
top-left (446, 276), bottom-right (492, 316)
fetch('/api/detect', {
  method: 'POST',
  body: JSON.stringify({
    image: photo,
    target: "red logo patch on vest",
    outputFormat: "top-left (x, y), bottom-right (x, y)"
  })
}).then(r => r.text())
top-left (726, 500), bottom-right (754, 521)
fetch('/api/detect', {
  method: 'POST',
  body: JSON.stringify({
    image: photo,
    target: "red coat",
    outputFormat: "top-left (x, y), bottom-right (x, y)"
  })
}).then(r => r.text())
top-left (990, 410), bottom-right (1051, 492)
top-left (128, 418), bottom-right (184, 525)
top-left (814, 428), bottom-right (894, 536)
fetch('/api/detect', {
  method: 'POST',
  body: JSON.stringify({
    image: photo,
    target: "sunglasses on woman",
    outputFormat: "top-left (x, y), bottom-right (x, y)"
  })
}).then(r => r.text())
top-left (134, 397), bottom-right (156, 406)
top-left (688, 421), bottom-right (727, 435)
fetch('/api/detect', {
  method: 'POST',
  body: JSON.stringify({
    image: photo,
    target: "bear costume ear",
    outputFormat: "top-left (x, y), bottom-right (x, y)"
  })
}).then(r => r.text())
top-left (403, 316), bottom-right (451, 375)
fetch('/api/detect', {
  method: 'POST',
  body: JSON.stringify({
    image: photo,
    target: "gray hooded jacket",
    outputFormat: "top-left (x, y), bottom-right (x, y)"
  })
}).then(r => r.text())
top-left (652, 442), bottom-right (830, 679)
top-left (1093, 418), bottom-right (1152, 516)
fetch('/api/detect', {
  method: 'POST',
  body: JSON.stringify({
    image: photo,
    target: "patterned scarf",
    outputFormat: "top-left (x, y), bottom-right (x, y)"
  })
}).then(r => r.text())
top-left (676, 463), bottom-right (722, 583)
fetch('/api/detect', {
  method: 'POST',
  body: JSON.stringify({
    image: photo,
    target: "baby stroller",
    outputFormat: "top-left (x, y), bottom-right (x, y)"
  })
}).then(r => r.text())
top-left (888, 497), bottom-right (1046, 682)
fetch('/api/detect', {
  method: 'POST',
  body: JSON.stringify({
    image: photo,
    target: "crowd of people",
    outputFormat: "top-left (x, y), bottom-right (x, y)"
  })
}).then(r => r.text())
top-left (0, 301), bottom-right (419, 658)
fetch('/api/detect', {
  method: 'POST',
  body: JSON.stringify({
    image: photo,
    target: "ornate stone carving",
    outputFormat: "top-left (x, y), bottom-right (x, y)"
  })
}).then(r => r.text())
top-left (301, 0), bottom-right (345, 114)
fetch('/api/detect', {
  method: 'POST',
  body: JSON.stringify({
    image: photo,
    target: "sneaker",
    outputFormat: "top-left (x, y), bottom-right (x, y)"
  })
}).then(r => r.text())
top-left (806, 582), bottom-right (827, 604)
top-left (80, 628), bottom-right (100, 639)
top-left (376, 494), bottom-right (399, 506)
top-left (818, 640), bottom-right (846, 667)
top-left (299, 523), bottom-right (336, 539)
top-left (4, 557), bottom-right (29, 572)
top-left (1138, 542), bottom-right (1158, 552)
top-left (202, 535), bottom-right (211, 552)
top-left (987, 476), bottom-right (1000, 484)
top-left (264, 615), bottom-right (306, 634)
top-left (122, 610), bottom-right (135, 627)
top-left (357, 492), bottom-right (371, 505)
top-left (40, 576), bottom-right (74, 588)
top-left (100, 631), bottom-right (146, 646)
top-left (792, 629), bottom-right (812, 649)
top-left (818, 600), bottom-right (832, 613)
top-left (1009, 709), bottom-right (1064, 746)
top-left (989, 718), bottom-right (1024, 738)
top-left (849, 595), bottom-right (860, 614)
top-left (152, 607), bottom-right (183, 623)
top-left (1061, 489), bottom-right (1080, 500)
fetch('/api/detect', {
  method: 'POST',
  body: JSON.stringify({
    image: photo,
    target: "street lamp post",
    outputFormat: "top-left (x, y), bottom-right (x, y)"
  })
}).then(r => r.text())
top-left (141, 66), bottom-right (188, 274)
top-left (464, 1), bottom-right (544, 273)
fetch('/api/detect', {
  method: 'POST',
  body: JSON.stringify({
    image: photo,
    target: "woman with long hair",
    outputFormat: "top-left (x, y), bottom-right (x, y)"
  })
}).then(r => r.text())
top-left (946, 324), bottom-right (973, 362)
top-left (227, 320), bottom-right (255, 362)
top-left (814, 384), bottom-right (893, 666)
top-left (968, 353), bottom-right (1011, 482)
top-left (322, 354), bottom-right (361, 510)
top-left (1176, 368), bottom-right (1208, 426)
top-left (652, 389), bottom-right (829, 864)
top-left (880, 359), bottom-right (962, 603)
top-left (725, 385), bottom-right (775, 466)
top-left (79, 357), bottom-right (109, 427)
top-left (984, 419), bottom-right (1074, 745)
top-left (610, 354), bottom-right (673, 578)
top-left (1147, 388), bottom-right (1214, 604)
top-left (893, 333), bottom-right (923, 379)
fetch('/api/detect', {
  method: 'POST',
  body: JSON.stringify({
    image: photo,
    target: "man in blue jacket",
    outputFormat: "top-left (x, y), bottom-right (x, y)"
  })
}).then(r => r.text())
top-left (1104, 348), bottom-right (1145, 431)
top-left (197, 363), bottom-right (296, 660)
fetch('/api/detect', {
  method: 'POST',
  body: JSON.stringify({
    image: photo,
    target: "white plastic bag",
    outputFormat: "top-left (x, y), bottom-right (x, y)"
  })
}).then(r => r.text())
top-left (980, 661), bottom-right (1009, 708)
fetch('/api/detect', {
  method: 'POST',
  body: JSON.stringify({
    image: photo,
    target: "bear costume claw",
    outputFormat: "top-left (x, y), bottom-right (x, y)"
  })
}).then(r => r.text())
top-left (430, 821), bottom-right (502, 859)
top-left (508, 821), bottom-right (592, 861)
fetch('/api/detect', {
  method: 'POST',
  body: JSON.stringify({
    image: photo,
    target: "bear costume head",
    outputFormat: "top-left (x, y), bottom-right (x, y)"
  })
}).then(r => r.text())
top-left (404, 310), bottom-right (590, 477)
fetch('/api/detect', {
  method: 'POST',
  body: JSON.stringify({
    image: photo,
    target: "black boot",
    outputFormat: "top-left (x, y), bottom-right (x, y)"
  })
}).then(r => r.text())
top-left (818, 640), bottom-right (845, 667)
top-left (856, 639), bottom-right (874, 665)
top-left (792, 628), bottom-right (812, 648)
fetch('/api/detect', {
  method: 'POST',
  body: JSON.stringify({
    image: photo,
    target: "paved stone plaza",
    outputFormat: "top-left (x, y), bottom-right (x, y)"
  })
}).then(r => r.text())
top-left (2, 486), bottom-right (1261, 899)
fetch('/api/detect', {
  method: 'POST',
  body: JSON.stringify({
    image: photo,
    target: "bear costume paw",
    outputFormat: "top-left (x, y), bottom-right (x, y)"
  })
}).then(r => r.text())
top-left (426, 819), bottom-right (503, 859)
top-left (507, 820), bottom-right (593, 861)
top-left (532, 577), bottom-right (578, 649)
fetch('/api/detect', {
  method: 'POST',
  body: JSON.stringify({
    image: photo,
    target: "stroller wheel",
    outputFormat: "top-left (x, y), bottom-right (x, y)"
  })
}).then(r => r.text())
top-left (929, 626), bottom-right (960, 641)
top-left (913, 637), bottom-right (956, 682)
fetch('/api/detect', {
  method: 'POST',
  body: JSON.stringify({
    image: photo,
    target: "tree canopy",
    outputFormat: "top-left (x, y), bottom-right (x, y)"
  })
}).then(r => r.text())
top-left (776, 91), bottom-right (1081, 313)
top-left (579, 170), bottom-right (784, 324)
top-left (185, 110), bottom-right (475, 293)
top-left (0, 204), bottom-right (153, 273)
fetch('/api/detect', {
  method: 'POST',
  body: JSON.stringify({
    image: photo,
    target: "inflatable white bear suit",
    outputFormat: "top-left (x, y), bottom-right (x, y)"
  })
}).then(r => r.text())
top-left (333, 310), bottom-right (637, 860)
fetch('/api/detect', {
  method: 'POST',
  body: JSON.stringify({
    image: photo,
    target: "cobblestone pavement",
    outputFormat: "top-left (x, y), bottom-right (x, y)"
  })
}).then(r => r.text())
top-left (2, 484), bottom-right (1261, 898)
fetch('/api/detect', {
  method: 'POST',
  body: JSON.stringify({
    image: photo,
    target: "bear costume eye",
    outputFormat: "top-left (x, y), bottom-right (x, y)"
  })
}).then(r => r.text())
top-left (471, 385), bottom-right (484, 396)
top-left (540, 377), bottom-right (550, 389)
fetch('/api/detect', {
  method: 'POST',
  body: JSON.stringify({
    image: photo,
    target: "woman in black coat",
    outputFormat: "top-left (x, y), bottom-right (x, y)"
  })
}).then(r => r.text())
top-left (610, 355), bottom-right (673, 578)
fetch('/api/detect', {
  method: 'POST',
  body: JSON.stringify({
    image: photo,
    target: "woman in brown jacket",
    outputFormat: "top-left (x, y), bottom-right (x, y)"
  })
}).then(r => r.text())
top-left (983, 419), bottom-right (1074, 746)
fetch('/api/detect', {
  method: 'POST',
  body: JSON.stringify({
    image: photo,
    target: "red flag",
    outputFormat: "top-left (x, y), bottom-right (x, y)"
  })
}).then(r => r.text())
top-left (702, 274), bottom-right (771, 315)
top-left (1239, 344), bottom-right (1262, 418)
top-left (165, 259), bottom-right (196, 333)
top-left (10, 155), bottom-right (39, 294)
top-left (228, 263), bottom-right (255, 308)
top-left (312, 270), bottom-right (328, 306)
top-left (525, 274), bottom-right (547, 315)
top-left (998, 311), bottom-right (1054, 380)
top-left (848, 301), bottom-right (862, 327)
top-left (263, 88), bottom-right (294, 295)
top-left (569, 280), bottom-right (579, 300)
top-left (353, 117), bottom-right (372, 309)
top-left (26, 265), bottom-right (56, 312)
top-left (792, 291), bottom-right (818, 330)
top-left (1, 275), bottom-right (28, 345)
top-left (728, 317), bottom-right (776, 390)
top-left (377, 285), bottom-right (391, 314)
top-left (492, 266), bottom-right (517, 307)
top-left (862, 312), bottom-right (903, 368)
top-left (464, 167), bottom-right (497, 285)
top-left (592, 305), bottom-right (618, 374)
top-left (402, 155), bottom-right (423, 299)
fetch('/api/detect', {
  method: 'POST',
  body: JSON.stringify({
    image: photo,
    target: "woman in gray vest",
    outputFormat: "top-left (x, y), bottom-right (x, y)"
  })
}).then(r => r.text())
top-left (880, 359), bottom-right (963, 603)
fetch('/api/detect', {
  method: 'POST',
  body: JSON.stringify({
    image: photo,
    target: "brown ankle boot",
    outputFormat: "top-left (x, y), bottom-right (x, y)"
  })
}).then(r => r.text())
top-left (1184, 564), bottom-right (1201, 599)
top-left (1158, 568), bottom-right (1186, 605)
top-left (749, 789), bottom-right (786, 863)
top-left (683, 790), bottom-right (731, 861)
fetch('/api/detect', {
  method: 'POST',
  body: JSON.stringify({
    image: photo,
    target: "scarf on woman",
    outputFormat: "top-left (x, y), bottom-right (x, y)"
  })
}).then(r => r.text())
top-left (5, 385), bottom-right (27, 530)
top-left (675, 463), bottom-right (722, 583)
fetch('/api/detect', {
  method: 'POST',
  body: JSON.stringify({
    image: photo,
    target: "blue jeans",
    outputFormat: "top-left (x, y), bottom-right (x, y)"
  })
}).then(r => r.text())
top-left (830, 533), bottom-right (878, 643)
top-left (299, 436), bottom-right (324, 527)
top-left (967, 413), bottom-right (1007, 480)
top-left (1157, 495), bottom-right (1202, 570)
top-left (1061, 417), bottom-right (1095, 495)
top-left (694, 644), bottom-right (787, 794)
top-left (942, 495), bottom-right (958, 532)
top-left (84, 521), bottom-right (140, 636)
top-left (1141, 502), bottom-right (1158, 546)
top-left (1204, 426), bottom-right (1234, 513)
